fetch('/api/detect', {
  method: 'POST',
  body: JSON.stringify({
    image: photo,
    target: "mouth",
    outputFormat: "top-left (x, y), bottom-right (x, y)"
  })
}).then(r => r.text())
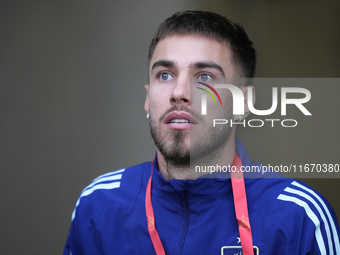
top-left (169, 119), bottom-right (191, 124)
top-left (164, 111), bottom-right (196, 130)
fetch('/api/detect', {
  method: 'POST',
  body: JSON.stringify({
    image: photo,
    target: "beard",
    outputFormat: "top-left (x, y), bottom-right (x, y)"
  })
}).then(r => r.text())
top-left (149, 105), bottom-right (234, 167)
top-left (149, 107), bottom-right (191, 166)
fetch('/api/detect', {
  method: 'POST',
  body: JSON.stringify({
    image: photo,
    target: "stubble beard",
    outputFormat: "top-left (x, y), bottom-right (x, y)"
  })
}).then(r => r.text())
top-left (150, 118), bottom-right (190, 166)
top-left (149, 107), bottom-right (233, 168)
top-left (190, 107), bottom-right (233, 167)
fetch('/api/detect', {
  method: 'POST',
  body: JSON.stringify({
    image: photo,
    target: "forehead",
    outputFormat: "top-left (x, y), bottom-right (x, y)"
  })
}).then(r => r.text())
top-left (149, 34), bottom-right (236, 76)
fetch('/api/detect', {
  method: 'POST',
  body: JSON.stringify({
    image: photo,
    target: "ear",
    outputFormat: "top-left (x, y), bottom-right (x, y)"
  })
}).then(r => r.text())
top-left (144, 84), bottom-right (150, 113)
top-left (240, 85), bottom-right (255, 119)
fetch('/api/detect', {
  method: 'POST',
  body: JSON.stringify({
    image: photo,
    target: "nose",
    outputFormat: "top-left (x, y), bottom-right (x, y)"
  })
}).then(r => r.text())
top-left (170, 76), bottom-right (190, 107)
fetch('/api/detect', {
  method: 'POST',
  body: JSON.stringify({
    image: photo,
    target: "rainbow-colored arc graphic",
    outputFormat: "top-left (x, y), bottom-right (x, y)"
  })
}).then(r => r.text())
top-left (196, 82), bottom-right (223, 106)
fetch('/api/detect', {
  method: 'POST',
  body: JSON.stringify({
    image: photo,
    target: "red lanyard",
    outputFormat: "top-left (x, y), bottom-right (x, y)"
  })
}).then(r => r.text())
top-left (230, 154), bottom-right (254, 255)
top-left (145, 154), bottom-right (253, 255)
top-left (145, 158), bottom-right (166, 255)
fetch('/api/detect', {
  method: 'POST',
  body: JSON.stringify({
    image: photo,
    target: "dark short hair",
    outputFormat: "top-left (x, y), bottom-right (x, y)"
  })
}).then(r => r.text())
top-left (148, 10), bottom-right (256, 78)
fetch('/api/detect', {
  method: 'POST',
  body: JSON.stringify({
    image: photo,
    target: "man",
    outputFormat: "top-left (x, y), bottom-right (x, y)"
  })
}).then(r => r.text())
top-left (64, 11), bottom-right (340, 254)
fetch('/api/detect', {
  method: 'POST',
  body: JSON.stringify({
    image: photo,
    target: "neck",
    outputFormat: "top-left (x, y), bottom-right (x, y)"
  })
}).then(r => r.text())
top-left (157, 136), bottom-right (236, 180)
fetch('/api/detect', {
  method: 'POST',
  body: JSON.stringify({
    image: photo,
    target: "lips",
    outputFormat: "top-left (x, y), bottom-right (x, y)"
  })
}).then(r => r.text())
top-left (164, 112), bottom-right (193, 124)
top-left (163, 111), bottom-right (197, 130)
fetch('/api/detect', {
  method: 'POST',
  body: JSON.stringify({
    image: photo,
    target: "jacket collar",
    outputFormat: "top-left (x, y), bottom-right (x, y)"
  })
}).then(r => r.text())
top-left (151, 137), bottom-right (251, 200)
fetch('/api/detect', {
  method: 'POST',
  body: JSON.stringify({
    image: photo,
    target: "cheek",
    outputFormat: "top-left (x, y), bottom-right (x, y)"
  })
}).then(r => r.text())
top-left (218, 91), bottom-right (234, 110)
top-left (149, 87), bottom-right (171, 106)
top-left (217, 89), bottom-right (232, 102)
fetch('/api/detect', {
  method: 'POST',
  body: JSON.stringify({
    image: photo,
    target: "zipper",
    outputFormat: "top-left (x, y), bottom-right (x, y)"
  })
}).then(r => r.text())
top-left (178, 191), bottom-right (189, 255)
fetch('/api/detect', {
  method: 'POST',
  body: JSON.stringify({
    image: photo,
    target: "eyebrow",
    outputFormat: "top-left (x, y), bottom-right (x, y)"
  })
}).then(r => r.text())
top-left (151, 60), bottom-right (175, 73)
top-left (191, 61), bottom-right (225, 77)
top-left (150, 60), bottom-right (226, 77)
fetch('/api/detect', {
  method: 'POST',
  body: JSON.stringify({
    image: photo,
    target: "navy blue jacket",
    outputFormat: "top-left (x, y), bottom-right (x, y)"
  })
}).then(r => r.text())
top-left (64, 138), bottom-right (340, 254)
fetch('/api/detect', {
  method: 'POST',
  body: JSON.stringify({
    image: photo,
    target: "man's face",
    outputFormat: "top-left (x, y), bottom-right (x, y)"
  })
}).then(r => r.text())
top-left (144, 34), bottom-right (237, 166)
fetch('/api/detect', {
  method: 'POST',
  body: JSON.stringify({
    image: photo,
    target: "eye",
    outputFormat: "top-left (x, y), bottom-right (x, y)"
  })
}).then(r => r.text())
top-left (198, 73), bottom-right (213, 82)
top-left (159, 72), bottom-right (174, 81)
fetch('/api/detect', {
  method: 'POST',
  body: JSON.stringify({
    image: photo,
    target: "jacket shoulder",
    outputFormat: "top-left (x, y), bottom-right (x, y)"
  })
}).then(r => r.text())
top-left (71, 162), bottom-right (151, 220)
top-left (250, 177), bottom-right (340, 254)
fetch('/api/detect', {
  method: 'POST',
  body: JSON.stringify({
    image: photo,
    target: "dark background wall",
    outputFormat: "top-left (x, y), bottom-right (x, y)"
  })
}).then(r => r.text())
top-left (1, 0), bottom-right (339, 254)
